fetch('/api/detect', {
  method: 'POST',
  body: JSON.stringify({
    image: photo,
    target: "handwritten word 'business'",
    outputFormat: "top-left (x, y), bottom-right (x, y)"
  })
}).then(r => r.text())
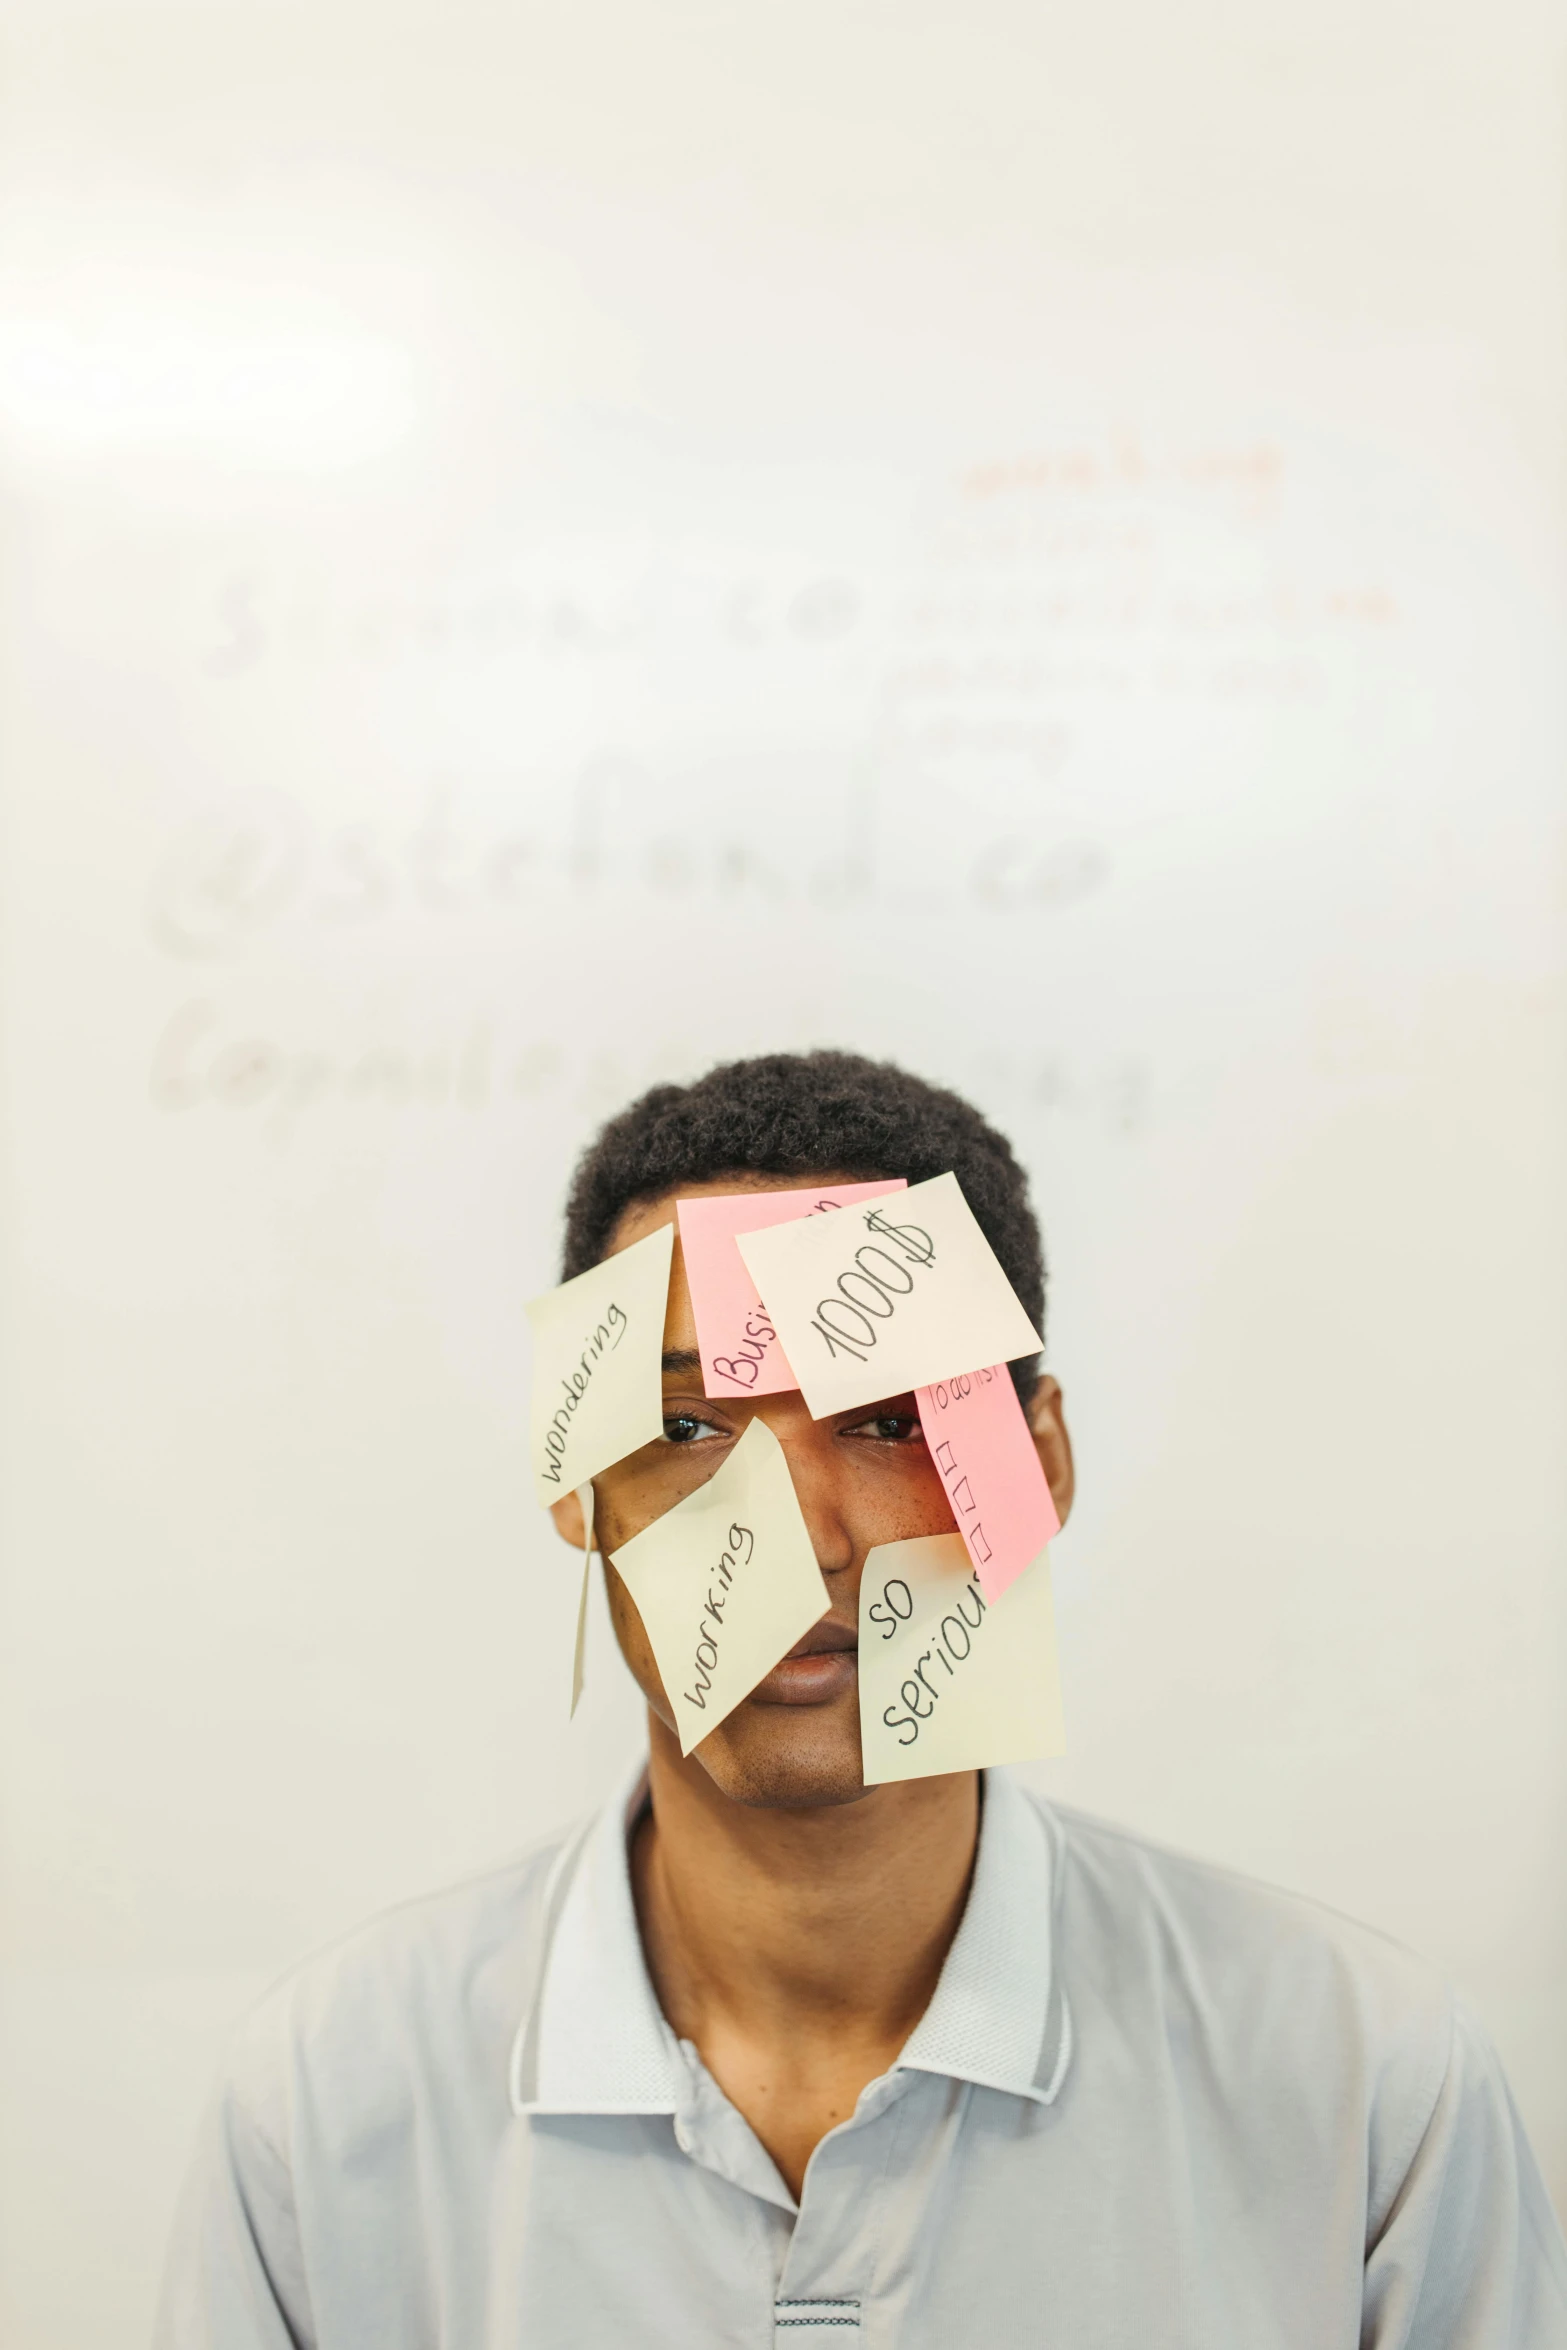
top-left (707, 1196), bottom-right (853, 1392)
top-left (710, 1311), bottom-right (778, 1392)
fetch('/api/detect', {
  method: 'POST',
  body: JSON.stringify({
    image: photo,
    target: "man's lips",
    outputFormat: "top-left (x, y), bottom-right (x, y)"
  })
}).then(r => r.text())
top-left (750, 1616), bottom-right (858, 1705)
top-left (786, 1619), bottom-right (858, 1659)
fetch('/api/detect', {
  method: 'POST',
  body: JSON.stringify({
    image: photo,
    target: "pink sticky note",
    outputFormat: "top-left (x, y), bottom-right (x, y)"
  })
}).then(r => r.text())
top-left (678, 1181), bottom-right (907, 1399)
top-left (915, 1364), bottom-right (1060, 1603)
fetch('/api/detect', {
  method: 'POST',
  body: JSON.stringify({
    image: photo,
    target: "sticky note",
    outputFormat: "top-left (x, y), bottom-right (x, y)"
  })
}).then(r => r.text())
top-left (609, 1418), bottom-right (828, 1755)
top-left (857, 1531), bottom-right (1064, 1785)
top-left (677, 1181), bottom-right (907, 1399)
top-left (736, 1171), bottom-right (1042, 1420)
top-left (525, 1222), bottom-right (674, 1508)
top-left (915, 1365), bottom-right (1061, 1603)
top-left (569, 1481), bottom-right (595, 1719)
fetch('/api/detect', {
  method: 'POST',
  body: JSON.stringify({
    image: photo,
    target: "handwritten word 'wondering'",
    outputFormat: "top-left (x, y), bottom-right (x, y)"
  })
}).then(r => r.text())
top-left (807, 1208), bottom-right (936, 1366)
top-left (681, 1522), bottom-right (756, 1715)
top-left (539, 1306), bottom-right (628, 1485)
top-left (868, 1570), bottom-right (990, 1746)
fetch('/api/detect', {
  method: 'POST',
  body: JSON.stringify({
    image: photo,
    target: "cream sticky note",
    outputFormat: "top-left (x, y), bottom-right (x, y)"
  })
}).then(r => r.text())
top-left (677, 1181), bottom-right (907, 1400)
top-left (915, 1365), bottom-right (1061, 1603)
top-left (608, 1418), bottom-right (828, 1755)
top-left (569, 1481), bottom-right (594, 1719)
top-left (736, 1172), bottom-right (1042, 1419)
top-left (525, 1222), bottom-right (674, 1508)
top-left (857, 1531), bottom-right (1064, 1784)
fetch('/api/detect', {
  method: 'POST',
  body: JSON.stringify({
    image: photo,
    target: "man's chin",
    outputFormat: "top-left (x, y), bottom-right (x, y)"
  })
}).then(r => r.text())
top-left (690, 1698), bottom-right (872, 1811)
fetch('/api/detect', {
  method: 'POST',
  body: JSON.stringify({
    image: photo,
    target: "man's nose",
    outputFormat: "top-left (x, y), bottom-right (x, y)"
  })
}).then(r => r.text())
top-left (774, 1424), bottom-right (856, 1579)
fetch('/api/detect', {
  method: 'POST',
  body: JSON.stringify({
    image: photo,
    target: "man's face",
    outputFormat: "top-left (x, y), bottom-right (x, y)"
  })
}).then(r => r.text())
top-left (552, 1173), bottom-right (1073, 1811)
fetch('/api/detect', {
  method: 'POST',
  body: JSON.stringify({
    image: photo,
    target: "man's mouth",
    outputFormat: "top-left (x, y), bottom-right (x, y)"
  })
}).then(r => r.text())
top-left (787, 1620), bottom-right (858, 1659)
top-left (749, 1615), bottom-right (859, 1705)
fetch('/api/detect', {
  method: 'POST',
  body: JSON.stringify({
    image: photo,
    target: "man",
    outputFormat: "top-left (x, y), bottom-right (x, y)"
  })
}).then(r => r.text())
top-left (159, 1050), bottom-right (1567, 2346)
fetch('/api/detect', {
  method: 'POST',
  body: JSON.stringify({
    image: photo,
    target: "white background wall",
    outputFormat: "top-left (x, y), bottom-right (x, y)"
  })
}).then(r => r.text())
top-left (1, 2), bottom-right (1564, 2339)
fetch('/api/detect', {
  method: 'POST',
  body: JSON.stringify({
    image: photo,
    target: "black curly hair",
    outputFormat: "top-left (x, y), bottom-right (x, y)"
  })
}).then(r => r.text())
top-left (561, 1050), bottom-right (1046, 1394)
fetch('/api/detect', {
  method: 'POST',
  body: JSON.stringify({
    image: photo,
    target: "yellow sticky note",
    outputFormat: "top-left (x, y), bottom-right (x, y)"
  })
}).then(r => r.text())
top-left (569, 1482), bottom-right (594, 1720)
top-left (525, 1223), bottom-right (674, 1508)
top-left (857, 1531), bottom-right (1064, 1784)
top-left (609, 1419), bottom-right (829, 1756)
top-left (736, 1172), bottom-right (1042, 1419)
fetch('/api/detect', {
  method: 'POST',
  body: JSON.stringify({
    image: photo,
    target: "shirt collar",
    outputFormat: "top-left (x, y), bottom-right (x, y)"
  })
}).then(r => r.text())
top-left (510, 1760), bottom-right (1072, 2119)
top-left (898, 1766), bottom-right (1072, 2106)
top-left (513, 1760), bottom-right (678, 2116)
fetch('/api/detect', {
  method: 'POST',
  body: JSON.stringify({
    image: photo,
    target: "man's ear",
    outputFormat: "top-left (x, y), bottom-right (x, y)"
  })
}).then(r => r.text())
top-left (550, 1488), bottom-right (588, 1550)
top-left (1027, 1374), bottom-right (1075, 1531)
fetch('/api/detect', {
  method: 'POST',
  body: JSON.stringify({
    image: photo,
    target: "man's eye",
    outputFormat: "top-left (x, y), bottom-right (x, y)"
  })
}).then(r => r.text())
top-left (660, 1412), bottom-right (725, 1445)
top-left (846, 1413), bottom-right (923, 1444)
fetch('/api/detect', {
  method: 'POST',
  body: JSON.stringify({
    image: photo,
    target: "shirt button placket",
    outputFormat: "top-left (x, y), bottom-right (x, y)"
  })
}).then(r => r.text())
top-left (771, 2079), bottom-right (910, 2349)
top-left (773, 2295), bottom-right (861, 2345)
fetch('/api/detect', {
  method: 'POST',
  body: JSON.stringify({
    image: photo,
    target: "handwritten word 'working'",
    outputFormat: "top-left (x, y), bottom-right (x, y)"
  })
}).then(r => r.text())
top-left (682, 1523), bottom-right (756, 1716)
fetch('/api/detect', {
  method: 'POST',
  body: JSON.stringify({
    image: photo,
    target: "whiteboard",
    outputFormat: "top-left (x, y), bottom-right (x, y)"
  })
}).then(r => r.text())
top-left (1, 3), bottom-right (1564, 2338)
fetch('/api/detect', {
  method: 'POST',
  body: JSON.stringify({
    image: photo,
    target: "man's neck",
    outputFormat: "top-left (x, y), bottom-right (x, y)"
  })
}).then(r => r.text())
top-left (631, 1715), bottom-right (979, 2196)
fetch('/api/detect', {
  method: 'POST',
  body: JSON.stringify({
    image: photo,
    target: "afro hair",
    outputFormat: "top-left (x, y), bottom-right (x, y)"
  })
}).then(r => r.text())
top-left (561, 1050), bottom-right (1046, 1393)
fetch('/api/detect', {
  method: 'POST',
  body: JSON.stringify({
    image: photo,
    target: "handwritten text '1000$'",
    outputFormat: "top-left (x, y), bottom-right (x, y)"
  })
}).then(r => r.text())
top-left (805, 1209), bottom-right (937, 1367)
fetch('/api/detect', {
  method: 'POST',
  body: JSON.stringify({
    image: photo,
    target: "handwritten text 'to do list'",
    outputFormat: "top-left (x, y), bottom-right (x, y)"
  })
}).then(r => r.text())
top-left (915, 1365), bottom-right (1060, 1603)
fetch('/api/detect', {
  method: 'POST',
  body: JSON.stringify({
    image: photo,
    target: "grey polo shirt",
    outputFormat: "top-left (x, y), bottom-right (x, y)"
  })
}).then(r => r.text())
top-left (157, 1766), bottom-right (1567, 2348)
